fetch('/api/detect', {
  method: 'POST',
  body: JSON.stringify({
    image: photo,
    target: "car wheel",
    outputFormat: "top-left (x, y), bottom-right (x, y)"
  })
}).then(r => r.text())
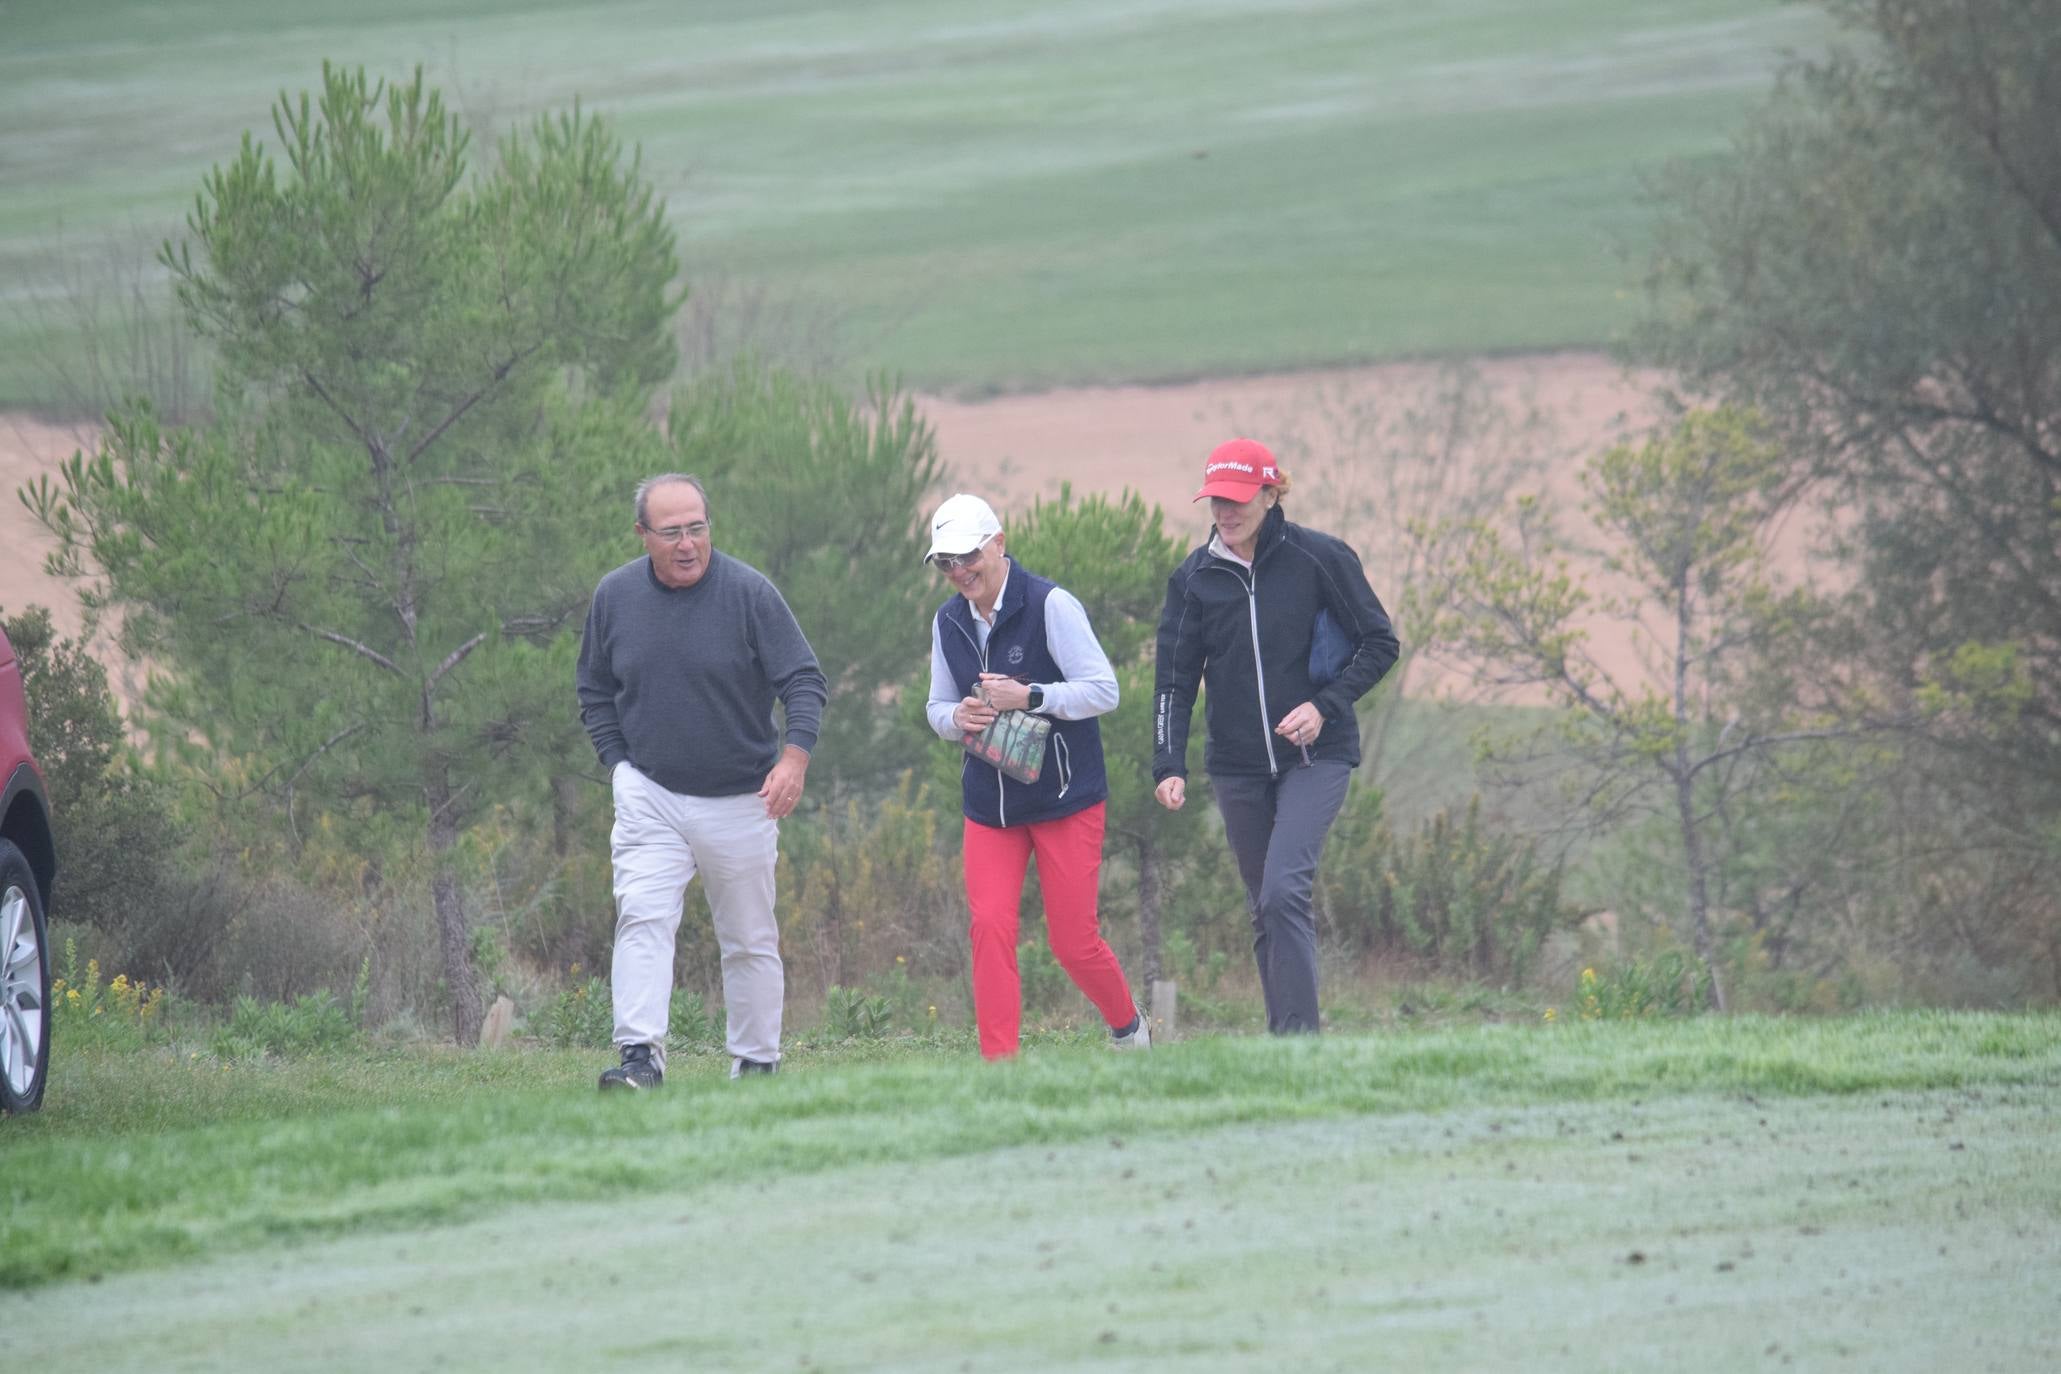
top-left (0, 838), bottom-right (51, 1113)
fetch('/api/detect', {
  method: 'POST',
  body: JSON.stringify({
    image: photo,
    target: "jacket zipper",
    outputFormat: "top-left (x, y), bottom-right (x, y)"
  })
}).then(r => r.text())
top-left (1244, 568), bottom-right (1281, 776)
top-left (1205, 561), bottom-right (1280, 776)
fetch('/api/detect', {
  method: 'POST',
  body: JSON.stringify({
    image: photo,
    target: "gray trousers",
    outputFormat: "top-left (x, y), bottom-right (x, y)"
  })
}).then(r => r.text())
top-left (1211, 761), bottom-right (1352, 1034)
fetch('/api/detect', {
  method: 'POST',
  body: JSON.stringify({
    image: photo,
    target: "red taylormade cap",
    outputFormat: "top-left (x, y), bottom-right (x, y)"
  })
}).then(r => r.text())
top-left (1193, 438), bottom-right (1282, 502)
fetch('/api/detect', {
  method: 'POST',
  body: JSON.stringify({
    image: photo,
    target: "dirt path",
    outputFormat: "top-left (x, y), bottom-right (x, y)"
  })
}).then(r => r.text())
top-left (0, 414), bottom-right (95, 637)
top-left (918, 350), bottom-right (1657, 525)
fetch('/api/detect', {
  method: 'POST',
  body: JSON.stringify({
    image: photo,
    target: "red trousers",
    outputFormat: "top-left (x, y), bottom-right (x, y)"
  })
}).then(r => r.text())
top-left (962, 801), bottom-right (1137, 1059)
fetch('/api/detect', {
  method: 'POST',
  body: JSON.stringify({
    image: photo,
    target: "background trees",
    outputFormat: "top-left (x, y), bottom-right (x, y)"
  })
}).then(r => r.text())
top-left (28, 66), bottom-right (680, 1043)
top-left (1418, 410), bottom-right (1834, 1007)
top-left (1640, 0), bottom-right (2061, 997)
top-left (19, 1), bottom-right (2061, 1042)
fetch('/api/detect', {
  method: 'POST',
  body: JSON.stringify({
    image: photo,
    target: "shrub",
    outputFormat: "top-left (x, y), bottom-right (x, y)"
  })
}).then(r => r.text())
top-left (538, 976), bottom-right (612, 1049)
top-left (210, 990), bottom-right (359, 1057)
top-left (1563, 955), bottom-right (1711, 1021)
top-left (1321, 793), bottom-right (1576, 981)
top-left (536, 975), bottom-right (718, 1051)
top-left (776, 773), bottom-right (965, 1000)
top-left (1015, 936), bottom-right (1071, 1017)
top-left (1161, 928), bottom-right (1230, 996)
top-left (823, 984), bottom-right (895, 1040)
top-left (666, 989), bottom-right (718, 1051)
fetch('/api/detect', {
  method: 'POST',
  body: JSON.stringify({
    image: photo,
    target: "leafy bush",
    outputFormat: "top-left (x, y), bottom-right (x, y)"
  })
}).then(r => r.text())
top-left (666, 989), bottom-right (718, 1051)
top-left (1161, 927), bottom-right (1230, 996)
top-left (1321, 793), bottom-right (1576, 981)
top-left (823, 984), bottom-right (895, 1040)
top-left (1014, 935), bottom-right (1071, 1017)
top-left (776, 773), bottom-right (965, 1001)
top-left (537, 976), bottom-right (718, 1051)
top-left (539, 976), bottom-right (612, 1049)
top-left (1562, 955), bottom-right (1711, 1021)
top-left (210, 990), bottom-right (359, 1057)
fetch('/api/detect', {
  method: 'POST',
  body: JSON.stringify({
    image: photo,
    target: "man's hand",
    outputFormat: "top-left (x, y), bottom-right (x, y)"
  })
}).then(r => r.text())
top-left (759, 745), bottom-right (810, 820)
top-left (1155, 776), bottom-right (1186, 811)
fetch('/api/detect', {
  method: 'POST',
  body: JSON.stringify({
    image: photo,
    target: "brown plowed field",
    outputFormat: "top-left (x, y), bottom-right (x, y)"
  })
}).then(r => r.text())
top-left (7, 353), bottom-right (1760, 696)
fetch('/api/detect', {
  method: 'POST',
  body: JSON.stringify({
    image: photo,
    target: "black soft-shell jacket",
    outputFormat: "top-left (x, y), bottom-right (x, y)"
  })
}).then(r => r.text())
top-left (1152, 505), bottom-right (1399, 781)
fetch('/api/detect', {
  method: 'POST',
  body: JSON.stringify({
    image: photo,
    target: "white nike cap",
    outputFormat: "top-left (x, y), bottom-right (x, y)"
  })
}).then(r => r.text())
top-left (925, 493), bottom-right (1003, 561)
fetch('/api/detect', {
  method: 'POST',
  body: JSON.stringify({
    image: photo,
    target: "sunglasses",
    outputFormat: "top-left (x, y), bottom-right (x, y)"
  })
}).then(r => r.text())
top-left (640, 520), bottom-right (710, 543)
top-left (930, 535), bottom-right (995, 572)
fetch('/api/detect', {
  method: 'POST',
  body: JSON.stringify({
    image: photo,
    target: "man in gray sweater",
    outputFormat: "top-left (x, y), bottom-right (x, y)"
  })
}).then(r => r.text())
top-left (576, 474), bottom-right (828, 1088)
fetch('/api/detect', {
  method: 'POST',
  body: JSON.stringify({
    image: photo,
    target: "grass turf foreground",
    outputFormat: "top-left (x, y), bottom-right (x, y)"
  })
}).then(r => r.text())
top-left (5, 1015), bottom-right (2059, 1369)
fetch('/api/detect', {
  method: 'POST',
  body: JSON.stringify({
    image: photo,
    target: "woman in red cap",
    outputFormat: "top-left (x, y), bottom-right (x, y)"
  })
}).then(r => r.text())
top-left (1150, 439), bottom-right (1399, 1033)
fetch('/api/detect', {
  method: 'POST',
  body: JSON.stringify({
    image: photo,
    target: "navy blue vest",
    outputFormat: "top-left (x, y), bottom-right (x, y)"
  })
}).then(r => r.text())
top-left (936, 559), bottom-right (1109, 828)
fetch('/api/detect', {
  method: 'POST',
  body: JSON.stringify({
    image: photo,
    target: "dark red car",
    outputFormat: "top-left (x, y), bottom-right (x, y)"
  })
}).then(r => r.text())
top-left (1, 624), bottom-right (55, 1112)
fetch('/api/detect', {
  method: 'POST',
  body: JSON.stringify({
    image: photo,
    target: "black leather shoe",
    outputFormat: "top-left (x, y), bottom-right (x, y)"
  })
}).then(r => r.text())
top-left (599, 1043), bottom-right (663, 1091)
top-left (729, 1056), bottom-right (778, 1079)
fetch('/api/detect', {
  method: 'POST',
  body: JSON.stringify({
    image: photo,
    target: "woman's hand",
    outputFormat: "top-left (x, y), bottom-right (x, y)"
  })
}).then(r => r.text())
top-left (1275, 702), bottom-right (1325, 748)
top-left (976, 673), bottom-right (1033, 711)
top-left (953, 692), bottom-right (998, 733)
top-left (1155, 776), bottom-right (1186, 811)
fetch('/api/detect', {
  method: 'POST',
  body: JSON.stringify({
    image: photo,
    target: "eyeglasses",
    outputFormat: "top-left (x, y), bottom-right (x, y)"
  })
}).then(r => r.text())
top-left (641, 520), bottom-right (710, 543)
top-left (931, 535), bottom-right (994, 572)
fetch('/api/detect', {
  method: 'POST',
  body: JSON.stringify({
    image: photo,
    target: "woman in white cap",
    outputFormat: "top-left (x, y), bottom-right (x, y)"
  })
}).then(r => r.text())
top-left (1150, 440), bottom-right (1399, 1033)
top-left (924, 493), bottom-right (1149, 1059)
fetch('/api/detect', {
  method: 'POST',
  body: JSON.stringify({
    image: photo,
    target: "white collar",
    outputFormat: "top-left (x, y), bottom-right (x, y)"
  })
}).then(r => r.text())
top-left (1208, 532), bottom-right (1252, 569)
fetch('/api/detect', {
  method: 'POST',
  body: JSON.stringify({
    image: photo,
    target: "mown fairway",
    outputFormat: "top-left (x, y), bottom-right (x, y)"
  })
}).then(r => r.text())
top-left (0, 0), bottom-right (1826, 405)
top-left (6, 1016), bottom-right (2058, 1369)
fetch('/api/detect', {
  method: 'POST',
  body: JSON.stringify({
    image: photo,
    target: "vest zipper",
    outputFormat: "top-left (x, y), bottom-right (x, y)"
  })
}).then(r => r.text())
top-left (952, 610), bottom-right (1009, 827)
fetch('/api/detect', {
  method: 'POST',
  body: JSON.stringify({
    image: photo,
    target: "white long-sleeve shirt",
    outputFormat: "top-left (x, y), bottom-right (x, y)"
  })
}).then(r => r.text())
top-left (926, 568), bottom-right (1118, 739)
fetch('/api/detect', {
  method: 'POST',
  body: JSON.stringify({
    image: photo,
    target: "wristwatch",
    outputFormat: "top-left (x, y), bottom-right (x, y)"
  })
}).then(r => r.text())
top-left (1026, 685), bottom-right (1045, 713)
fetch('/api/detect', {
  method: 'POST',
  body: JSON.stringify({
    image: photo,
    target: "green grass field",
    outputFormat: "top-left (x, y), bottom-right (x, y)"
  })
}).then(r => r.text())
top-left (7, 1016), bottom-right (2058, 1368)
top-left (0, 0), bottom-right (1829, 408)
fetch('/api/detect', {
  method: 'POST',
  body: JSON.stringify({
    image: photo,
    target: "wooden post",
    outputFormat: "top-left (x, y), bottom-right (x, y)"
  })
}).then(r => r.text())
top-left (1149, 978), bottom-right (1177, 1043)
top-left (478, 994), bottom-right (517, 1049)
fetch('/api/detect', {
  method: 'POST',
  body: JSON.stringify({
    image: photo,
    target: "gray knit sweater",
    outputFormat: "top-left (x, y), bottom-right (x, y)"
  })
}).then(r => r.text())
top-left (576, 552), bottom-right (828, 797)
